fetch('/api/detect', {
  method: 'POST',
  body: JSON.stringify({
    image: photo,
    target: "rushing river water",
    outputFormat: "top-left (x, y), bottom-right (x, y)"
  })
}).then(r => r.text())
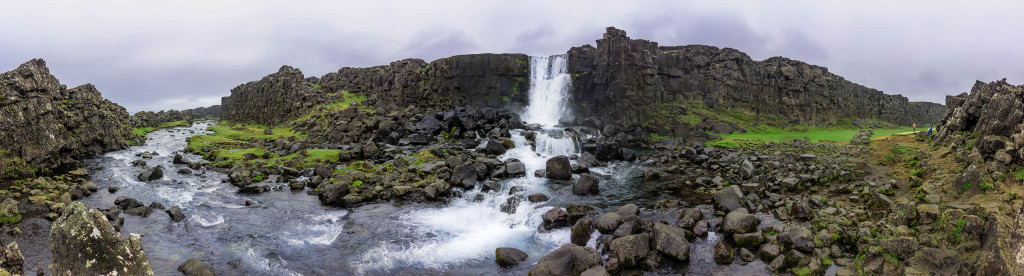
top-left (72, 54), bottom-right (768, 275)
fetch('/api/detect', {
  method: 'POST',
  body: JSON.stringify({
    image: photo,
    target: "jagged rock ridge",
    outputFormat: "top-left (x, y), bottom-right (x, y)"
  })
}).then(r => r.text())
top-left (566, 27), bottom-right (945, 128)
top-left (0, 59), bottom-right (137, 178)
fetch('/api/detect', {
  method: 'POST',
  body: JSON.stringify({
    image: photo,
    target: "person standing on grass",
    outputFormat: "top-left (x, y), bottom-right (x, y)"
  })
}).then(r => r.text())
top-left (913, 123), bottom-right (917, 132)
top-left (928, 124), bottom-right (933, 136)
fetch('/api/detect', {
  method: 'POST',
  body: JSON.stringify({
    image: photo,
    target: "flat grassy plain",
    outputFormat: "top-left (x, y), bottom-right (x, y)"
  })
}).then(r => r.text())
top-left (709, 126), bottom-right (916, 148)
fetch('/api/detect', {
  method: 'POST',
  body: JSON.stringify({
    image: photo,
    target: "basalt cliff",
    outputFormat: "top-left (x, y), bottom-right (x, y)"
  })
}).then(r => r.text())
top-left (0, 59), bottom-right (138, 179)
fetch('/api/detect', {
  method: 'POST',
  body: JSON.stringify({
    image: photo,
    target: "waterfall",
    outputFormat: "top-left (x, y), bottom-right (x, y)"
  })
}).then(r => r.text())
top-left (523, 55), bottom-right (572, 127)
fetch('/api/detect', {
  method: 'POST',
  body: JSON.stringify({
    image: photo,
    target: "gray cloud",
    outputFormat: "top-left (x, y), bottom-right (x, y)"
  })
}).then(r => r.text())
top-left (1, 1), bottom-right (1022, 112)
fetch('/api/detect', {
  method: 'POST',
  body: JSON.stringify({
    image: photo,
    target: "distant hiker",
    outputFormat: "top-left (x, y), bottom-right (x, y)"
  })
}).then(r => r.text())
top-left (928, 124), bottom-right (933, 136)
top-left (913, 123), bottom-right (917, 132)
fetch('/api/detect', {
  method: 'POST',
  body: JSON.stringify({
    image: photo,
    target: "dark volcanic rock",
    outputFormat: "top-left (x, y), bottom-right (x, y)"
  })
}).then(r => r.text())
top-left (545, 155), bottom-right (572, 180)
top-left (495, 247), bottom-right (528, 268)
top-left (0, 59), bottom-right (138, 179)
top-left (572, 174), bottom-right (600, 195)
top-left (136, 165), bottom-right (164, 182)
top-left (529, 244), bottom-right (602, 276)
top-left (49, 202), bottom-right (153, 275)
top-left (221, 65), bottom-right (323, 125)
top-left (165, 206), bottom-right (186, 222)
top-left (565, 27), bottom-right (944, 128)
top-left (177, 258), bottom-right (215, 276)
top-left (542, 207), bottom-right (570, 231)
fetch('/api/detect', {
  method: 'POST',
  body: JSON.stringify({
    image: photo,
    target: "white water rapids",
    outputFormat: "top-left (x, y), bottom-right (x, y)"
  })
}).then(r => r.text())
top-left (354, 54), bottom-right (585, 273)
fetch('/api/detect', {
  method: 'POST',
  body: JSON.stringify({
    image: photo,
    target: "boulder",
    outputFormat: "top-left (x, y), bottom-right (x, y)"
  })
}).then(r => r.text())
top-left (49, 202), bottom-right (153, 275)
top-left (779, 227), bottom-right (815, 253)
top-left (712, 186), bottom-right (747, 212)
top-left (527, 193), bottom-right (549, 203)
top-left (528, 244), bottom-right (602, 276)
top-left (506, 162), bottom-right (526, 177)
top-left (713, 240), bottom-right (734, 264)
top-left (177, 258), bottom-right (215, 276)
top-left (545, 155), bottom-right (572, 180)
top-left (652, 223), bottom-right (690, 261)
top-left (610, 233), bottom-right (650, 267)
top-left (317, 179), bottom-right (351, 206)
top-left (124, 206), bottom-right (154, 218)
top-left (480, 139), bottom-right (507, 155)
top-left (0, 199), bottom-right (20, 226)
top-left (136, 165), bottom-right (164, 182)
top-left (165, 206), bottom-right (186, 222)
top-left (542, 207), bottom-right (570, 231)
top-left (571, 216), bottom-right (595, 246)
top-left (722, 208), bottom-right (760, 234)
top-left (451, 164), bottom-right (478, 188)
top-left (615, 204), bottom-right (638, 217)
top-left (495, 247), bottom-right (528, 268)
top-left (734, 231), bottom-right (764, 248)
top-left (676, 208), bottom-right (702, 230)
top-left (595, 212), bottom-right (623, 234)
top-left (580, 266), bottom-right (610, 276)
top-left (0, 242), bottom-right (23, 275)
top-left (573, 174), bottom-right (600, 195)
top-left (172, 152), bottom-right (188, 164)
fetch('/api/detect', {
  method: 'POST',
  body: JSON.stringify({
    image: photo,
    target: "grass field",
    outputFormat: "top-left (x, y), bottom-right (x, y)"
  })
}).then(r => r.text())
top-left (710, 126), bottom-right (916, 148)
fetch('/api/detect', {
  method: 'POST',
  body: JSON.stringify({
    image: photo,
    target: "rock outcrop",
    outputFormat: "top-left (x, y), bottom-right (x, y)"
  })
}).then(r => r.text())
top-left (49, 202), bottom-right (154, 275)
top-left (0, 59), bottom-right (137, 179)
top-left (318, 54), bottom-right (530, 112)
top-left (934, 79), bottom-right (1024, 197)
top-left (565, 27), bottom-right (945, 128)
top-left (221, 65), bottom-right (324, 125)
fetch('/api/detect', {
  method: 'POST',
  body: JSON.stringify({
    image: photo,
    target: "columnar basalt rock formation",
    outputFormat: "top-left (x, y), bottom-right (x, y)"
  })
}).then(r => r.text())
top-left (565, 27), bottom-right (945, 128)
top-left (0, 59), bottom-right (138, 178)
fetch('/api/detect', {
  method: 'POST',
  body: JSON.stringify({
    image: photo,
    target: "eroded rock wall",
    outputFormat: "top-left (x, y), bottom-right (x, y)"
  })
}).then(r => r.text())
top-left (220, 65), bottom-right (323, 125)
top-left (935, 79), bottom-right (1024, 166)
top-left (319, 54), bottom-right (530, 112)
top-left (566, 27), bottom-right (945, 128)
top-left (0, 59), bottom-right (137, 178)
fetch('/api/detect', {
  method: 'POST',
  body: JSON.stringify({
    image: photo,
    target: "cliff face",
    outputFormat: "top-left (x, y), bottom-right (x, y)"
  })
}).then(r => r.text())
top-left (319, 54), bottom-right (530, 112)
top-left (220, 65), bottom-right (323, 125)
top-left (0, 59), bottom-right (136, 178)
top-left (935, 79), bottom-right (1024, 165)
top-left (566, 27), bottom-right (945, 128)
top-left (219, 54), bottom-right (530, 125)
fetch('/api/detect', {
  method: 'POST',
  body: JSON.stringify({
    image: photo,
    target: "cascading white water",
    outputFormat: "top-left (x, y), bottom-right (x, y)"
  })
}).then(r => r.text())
top-left (523, 55), bottom-right (572, 127)
top-left (355, 55), bottom-right (586, 273)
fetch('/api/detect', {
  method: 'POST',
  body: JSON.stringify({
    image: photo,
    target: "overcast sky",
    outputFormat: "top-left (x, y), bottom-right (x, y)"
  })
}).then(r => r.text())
top-left (1, 1), bottom-right (1021, 113)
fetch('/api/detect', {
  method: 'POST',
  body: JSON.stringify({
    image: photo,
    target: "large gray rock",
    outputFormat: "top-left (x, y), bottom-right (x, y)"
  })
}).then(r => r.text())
top-left (652, 223), bottom-right (690, 261)
top-left (545, 155), bottom-right (572, 180)
top-left (779, 226), bottom-right (815, 253)
top-left (571, 216), bottom-right (595, 246)
top-left (136, 165), bottom-right (164, 182)
top-left (165, 206), bottom-right (186, 222)
top-left (722, 208), bottom-right (760, 234)
top-left (542, 207), bottom-right (569, 231)
top-left (177, 258), bottom-right (215, 276)
top-left (317, 178), bottom-right (352, 206)
top-left (712, 185), bottom-right (747, 212)
top-left (572, 174), bottom-right (600, 195)
top-left (451, 164), bottom-right (478, 188)
top-left (49, 202), bottom-right (154, 275)
top-left (528, 244), bottom-right (602, 276)
top-left (610, 233), bottom-right (650, 267)
top-left (0, 242), bottom-right (23, 276)
top-left (495, 247), bottom-right (528, 267)
top-left (595, 212), bottom-right (623, 234)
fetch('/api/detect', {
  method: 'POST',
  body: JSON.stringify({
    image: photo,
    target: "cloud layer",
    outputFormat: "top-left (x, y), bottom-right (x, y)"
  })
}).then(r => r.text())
top-left (1, 1), bottom-right (1021, 112)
